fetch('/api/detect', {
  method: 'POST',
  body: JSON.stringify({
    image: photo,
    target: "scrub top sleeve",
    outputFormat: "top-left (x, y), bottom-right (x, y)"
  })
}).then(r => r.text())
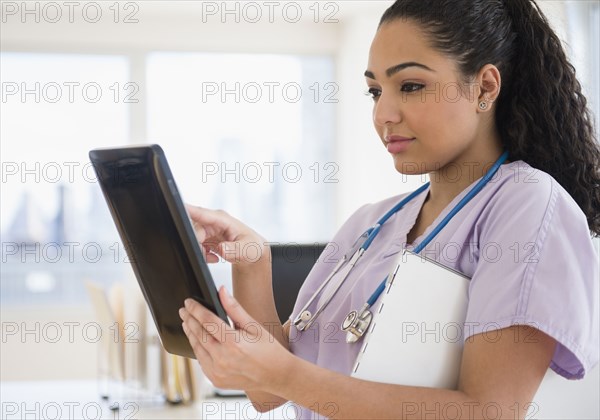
top-left (464, 176), bottom-right (599, 380)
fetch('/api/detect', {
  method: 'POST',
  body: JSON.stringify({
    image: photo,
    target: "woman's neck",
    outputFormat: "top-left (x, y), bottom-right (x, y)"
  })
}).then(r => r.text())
top-left (426, 144), bottom-right (507, 210)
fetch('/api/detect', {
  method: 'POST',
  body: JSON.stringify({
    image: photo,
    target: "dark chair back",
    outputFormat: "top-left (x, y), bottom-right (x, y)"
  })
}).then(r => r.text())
top-left (271, 243), bottom-right (327, 324)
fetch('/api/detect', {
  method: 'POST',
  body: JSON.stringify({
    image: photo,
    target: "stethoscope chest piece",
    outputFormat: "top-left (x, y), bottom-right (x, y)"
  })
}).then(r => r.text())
top-left (342, 307), bottom-right (373, 343)
top-left (294, 310), bottom-right (313, 331)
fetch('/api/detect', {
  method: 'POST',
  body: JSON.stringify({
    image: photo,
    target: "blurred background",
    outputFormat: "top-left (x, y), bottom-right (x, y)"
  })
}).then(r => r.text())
top-left (1, 0), bottom-right (598, 386)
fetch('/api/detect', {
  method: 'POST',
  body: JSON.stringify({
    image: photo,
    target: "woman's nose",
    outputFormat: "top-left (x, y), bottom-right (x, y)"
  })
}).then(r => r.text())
top-left (373, 93), bottom-right (402, 127)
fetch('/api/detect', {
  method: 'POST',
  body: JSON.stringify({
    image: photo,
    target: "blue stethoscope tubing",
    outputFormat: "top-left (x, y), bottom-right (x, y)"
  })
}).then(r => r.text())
top-left (368, 149), bottom-right (509, 305)
top-left (292, 151), bottom-right (510, 336)
top-left (292, 183), bottom-right (432, 332)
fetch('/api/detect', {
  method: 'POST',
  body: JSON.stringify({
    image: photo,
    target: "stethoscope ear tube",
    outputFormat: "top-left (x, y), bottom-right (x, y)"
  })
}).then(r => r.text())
top-left (292, 256), bottom-right (347, 330)
top-left (293, 248), bottom-right (364, 331)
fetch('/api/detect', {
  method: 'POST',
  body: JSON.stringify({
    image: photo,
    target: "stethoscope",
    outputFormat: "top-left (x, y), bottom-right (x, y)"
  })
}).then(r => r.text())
top-left (292, 151), bottom-right (509, 343)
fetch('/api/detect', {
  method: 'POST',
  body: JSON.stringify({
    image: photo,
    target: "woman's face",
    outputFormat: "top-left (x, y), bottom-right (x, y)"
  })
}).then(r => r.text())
top-left (366, 19), bottom-right (483, 175)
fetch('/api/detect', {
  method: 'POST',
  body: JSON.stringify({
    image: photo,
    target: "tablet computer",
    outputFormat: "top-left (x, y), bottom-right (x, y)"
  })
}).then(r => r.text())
top-left (89, 144), bottom-right (228, 359)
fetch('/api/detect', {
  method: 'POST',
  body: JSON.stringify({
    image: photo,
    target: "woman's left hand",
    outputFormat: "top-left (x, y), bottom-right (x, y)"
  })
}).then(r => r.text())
top-left (179, 286), bottom-right (293, 393)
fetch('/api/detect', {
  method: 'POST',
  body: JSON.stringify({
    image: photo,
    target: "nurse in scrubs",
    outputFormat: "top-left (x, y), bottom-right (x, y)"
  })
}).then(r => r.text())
top-left (179, 0), bottom-right (600, 418)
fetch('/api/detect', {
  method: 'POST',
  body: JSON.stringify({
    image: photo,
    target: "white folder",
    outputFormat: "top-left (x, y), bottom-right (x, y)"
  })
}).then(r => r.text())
top-left (350, 250), bottom-right (600, 418)
top-left (351, 250), bottom-right (470, 389)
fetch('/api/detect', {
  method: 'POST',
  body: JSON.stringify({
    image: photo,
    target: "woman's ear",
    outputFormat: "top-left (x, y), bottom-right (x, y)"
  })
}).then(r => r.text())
top-left (476, 64), bottom-right (502, 112)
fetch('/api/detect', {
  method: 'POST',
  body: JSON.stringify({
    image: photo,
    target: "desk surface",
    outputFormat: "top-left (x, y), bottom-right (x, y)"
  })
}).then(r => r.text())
top-left (0, 380), bottom-right (295, 420)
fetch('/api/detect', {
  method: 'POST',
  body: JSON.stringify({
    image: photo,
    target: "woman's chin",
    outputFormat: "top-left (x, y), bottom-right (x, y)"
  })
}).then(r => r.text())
top-left (392, 155), bottom-right (428, 176)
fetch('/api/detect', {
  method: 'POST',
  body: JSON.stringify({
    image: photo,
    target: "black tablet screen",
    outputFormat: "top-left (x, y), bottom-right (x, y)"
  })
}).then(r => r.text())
top-left (90, 145), bottom-right (227, 358)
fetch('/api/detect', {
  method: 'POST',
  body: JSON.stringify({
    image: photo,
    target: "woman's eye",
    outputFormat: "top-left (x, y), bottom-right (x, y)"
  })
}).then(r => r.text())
top-left (364, 83), bottom-right (424, 100)
top-left (365, 87), bottom-right (381, 100)
top-left (401, 83), bottom-right (425, 93)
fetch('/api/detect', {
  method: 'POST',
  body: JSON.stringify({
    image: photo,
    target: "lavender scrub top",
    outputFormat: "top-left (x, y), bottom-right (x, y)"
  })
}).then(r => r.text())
top-left (287, 160), bottom-right (599, 419)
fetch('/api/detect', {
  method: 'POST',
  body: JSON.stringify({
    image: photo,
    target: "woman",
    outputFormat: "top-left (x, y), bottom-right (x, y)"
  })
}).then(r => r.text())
top-left (179, 0), bottom-right (600, 418)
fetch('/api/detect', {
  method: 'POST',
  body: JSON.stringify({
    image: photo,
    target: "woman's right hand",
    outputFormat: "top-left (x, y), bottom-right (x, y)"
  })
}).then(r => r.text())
top-left (185, 205), bottom-right (288, 410)
top-left (185, 205), bottom-right (270, 268)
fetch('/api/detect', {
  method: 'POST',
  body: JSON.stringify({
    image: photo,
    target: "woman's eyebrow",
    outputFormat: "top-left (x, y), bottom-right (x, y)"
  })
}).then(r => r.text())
top-left (364, 62), bottom-right (436, 80)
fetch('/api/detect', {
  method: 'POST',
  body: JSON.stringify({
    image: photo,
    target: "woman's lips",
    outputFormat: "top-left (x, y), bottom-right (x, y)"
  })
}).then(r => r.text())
top-left (385, 135), bottom-right (415, 154)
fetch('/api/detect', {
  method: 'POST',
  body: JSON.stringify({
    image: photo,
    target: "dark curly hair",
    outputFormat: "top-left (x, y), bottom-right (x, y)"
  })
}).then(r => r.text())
top-left (379, 0), bottom-right (600, 237)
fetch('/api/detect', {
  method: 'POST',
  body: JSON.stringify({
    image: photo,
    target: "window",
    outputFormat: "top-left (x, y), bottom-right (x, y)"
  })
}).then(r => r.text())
top-left (590, 3), bottom-right (599, 137)
top-left (1, 52), bottom-right (336, 305)
top-left (564, 0), bottom-right (600, 139)
top-left (1, 53), bottom-right (130, 305)
top-left (146, 52), bottom-right (336, 242)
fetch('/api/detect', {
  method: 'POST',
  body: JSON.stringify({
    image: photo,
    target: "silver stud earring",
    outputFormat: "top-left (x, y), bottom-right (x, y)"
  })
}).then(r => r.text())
top-left (478, 101), bottom-right (488, 110)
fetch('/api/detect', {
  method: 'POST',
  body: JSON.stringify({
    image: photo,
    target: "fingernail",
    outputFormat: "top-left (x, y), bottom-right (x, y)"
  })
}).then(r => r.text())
top-left (184, 298), bottom-right (192, 308)
top-left (179, 307), bottom-right (185, 318)
top-left (221, 286), bottom-right (232, 300)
